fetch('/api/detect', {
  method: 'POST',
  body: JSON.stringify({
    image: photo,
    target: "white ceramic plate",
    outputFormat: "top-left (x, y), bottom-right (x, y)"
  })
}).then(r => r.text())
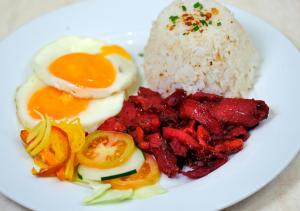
top-left (0, 0), bottom-right (299, 210)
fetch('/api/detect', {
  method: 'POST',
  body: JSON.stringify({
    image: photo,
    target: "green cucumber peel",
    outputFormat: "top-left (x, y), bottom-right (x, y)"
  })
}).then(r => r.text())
top-left (101, 169), bottom-right (137, 181)
top-left (77, 172), bottom-right (83, 180)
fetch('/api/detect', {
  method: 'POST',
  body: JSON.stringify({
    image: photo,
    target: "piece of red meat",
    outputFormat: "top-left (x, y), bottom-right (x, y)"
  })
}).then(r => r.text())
top-left (164, 89), bottom-right (186, 107)
top-left (182, 120), bottom-right (197, 138)
top-left (225, 126), bottom-right (249, 141)
top-left (136, 113), bottom-right (160, 133)
top-left (138, 87), bottom-right (162, 99)
top-left (151, 145), bottom-right (179, 177)
top-left (182, 153), bottom-right (228, 179)
top-left (210, 98), bottom-right (269, 128)
top-left (158, 107), bottom-right (179, 127)
top-left (133, 127), bottom-right (150, 151)
top-left (196, 125), bottom-right (211, 147)
top-left (188, 91), bottom-right (223, 102)
top-left (180, 99), bottom-right (223, 135)
top-left (213, 139), bottom-right (244, 155)
top-left (118, 101), bottom-right (139, 128)
top-left (129, 87), bottom-right (163, 112)
top-left (169, 139), bottom-right (188, 157)
top-left (98, 117), bottom-right (127, 132)
top-left (146, 133), bottom-right (164, 148)
top-left (163, 127), bottom-right (201, 151)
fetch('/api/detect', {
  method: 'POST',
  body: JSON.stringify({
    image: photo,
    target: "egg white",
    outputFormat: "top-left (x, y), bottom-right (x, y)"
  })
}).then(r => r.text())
top-left (32, 36), bottom-right (138, 99)
top-left (15, 74), bottom-right (125, 132)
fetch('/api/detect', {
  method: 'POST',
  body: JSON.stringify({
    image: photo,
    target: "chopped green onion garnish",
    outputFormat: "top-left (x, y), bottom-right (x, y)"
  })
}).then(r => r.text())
top-left (182, 5), bottom-right (187, 11)
top-left (217, 21), bottom-right (222, 26)
top-left (193, 25), bottom-right (200, 31)
top-left (208, 20), bottom-right (212, 25)
top-left (200, 20), bottom-right (208, 26)
top-left (138, 53), bottom-right (144, 57)
top-left (193, 2), bottom-right (203, 9)
top-left (169, 16), bottom-right (179, 24)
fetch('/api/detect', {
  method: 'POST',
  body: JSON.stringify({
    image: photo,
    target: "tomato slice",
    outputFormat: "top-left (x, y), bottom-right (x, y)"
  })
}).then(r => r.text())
top-left (33, 126), bottom-right (70, 177)
top-left (104, 154), bottom-right (160, 190)
top-left (77, 130), bottom-right (135, 169)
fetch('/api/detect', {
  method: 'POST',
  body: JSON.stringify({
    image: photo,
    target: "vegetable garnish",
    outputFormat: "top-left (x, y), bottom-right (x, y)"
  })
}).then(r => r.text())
top-left (84, 183), bottom-right (112, 204)
top-left (83, 180), bottom-right (166, 205)
top-left (77, 130), bottom-right (135, 169)
top-left (31, 126), bottom-right (70, 177)
top-left (132, 183), bottom-right (167, 199)
top-left (211, 7), bottom-right (219, 15)
top-left (77, 148), bottom-right (145, 181)
top-left (20, 115), bottom-right (86, 181)
top-left (169, 15), bottom-right (179, 24)
top-left (19, 114), bottom-right (164, 204)
top-left (200, 19), bottom-right (208, 26)
top-left (167, 3), bottom-right (221, 33)
top-left (193, 25), bottom-right (200, 32)
top-left (193, 2), bottom-right (203, 10)
top-left (104, 154), bottom-right (160, 190)
top-left (24, 112), bottom-right (52, 156)
top-left (86, 188), bottom-right (133, 205)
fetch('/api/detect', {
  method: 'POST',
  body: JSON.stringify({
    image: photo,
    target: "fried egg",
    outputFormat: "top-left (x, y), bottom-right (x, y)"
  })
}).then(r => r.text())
top-left (15, 74), bottom-right (125, 132)
top-left (33, 36), bottom-right (137, 98)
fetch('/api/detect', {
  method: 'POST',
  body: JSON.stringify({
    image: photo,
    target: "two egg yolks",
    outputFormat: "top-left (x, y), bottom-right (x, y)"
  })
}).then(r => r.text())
top-left (28, 45), bottom-right (131, 120)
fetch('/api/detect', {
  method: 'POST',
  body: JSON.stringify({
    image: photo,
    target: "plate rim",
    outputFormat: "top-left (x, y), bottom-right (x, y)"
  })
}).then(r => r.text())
top-left (0, 0), bottom-right (299, 210)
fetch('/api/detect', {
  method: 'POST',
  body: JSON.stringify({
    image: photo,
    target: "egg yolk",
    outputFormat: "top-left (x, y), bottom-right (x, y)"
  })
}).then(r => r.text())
top-left (49, 53), bottom-right (116, 88)
top-left (100, 45), bottom-right (132, 60)
top-left (28, 86), bottom-right (90, 120)
top-left (48, 45), bottom-right (131, 89)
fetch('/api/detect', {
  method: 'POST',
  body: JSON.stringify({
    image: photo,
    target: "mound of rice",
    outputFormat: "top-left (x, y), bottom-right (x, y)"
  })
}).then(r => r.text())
top-left (144, 0), bottom-right (258, 97)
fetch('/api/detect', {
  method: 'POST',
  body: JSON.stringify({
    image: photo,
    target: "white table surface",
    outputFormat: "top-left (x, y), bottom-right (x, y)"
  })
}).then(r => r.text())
top-left (0, 0), bottom-right (299, 210)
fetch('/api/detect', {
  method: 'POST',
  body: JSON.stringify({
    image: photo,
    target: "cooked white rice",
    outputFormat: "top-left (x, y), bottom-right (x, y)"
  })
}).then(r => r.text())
top-left (144, 0), bottom-right (258, 97)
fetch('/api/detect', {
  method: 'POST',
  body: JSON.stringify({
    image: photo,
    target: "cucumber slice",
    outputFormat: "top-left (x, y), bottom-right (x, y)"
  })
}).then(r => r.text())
top-left (78, 148), bottom-right (144, 181)
top-left (86, 189), bottom-right (133, 204)
top-left (84, 183), bottom-right (111, 204)
top-left (101, 169), bottom-right (137, 181)
top-left (131, 183), bottom-right (167, 199)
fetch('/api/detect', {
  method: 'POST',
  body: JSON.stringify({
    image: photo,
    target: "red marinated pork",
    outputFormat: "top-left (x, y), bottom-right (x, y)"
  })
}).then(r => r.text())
top-left (169, 140), bottom-right (188, 157)
top-left (180, 99), bottom-right (224, 135)
top-left (98, 87), bottom-right (270, 180)
top-left (213, 139), bottom-right (244, 155)
top-left (129, 87), bottom-right (163, 112)
top-left (164, 89), bottom-right (186, 107)
top-left (225, 126), bottom-right (249, 141)
top-left (182, 153), bottom-right (228, 179)
top-left (163, 127), bottom-right (201, 151)
top-left (136, 113), bottom-right (160, 133)
top-left (146, 133), bottom-right (164, 148)
top-left (151, 146), bottom-right (179, 177)
top-left (98, 117), bottom-right (127, 132)
top-left (158, 107), bottom-right (179, 127)
top-left (210, 98), bottom-right (269, 128)
top-left (188, 91), bottom-right (223, 102)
